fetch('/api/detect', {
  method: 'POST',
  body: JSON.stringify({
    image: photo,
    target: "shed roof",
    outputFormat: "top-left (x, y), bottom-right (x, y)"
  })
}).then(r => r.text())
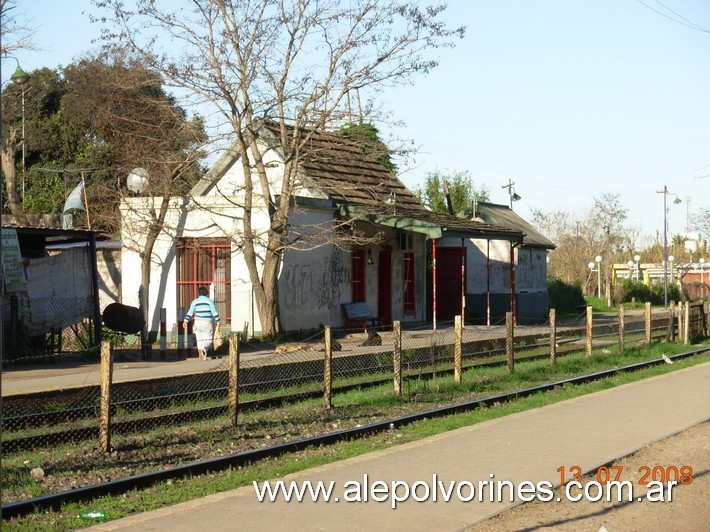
top-left (464, 202), bottom-right (556, 249)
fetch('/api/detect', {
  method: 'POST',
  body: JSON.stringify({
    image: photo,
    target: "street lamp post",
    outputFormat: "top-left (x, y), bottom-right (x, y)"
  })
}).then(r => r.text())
top-left (5, 59), bottom-right (30, 199)
top-left (634, 254), bottom-right (641, 282)
top-left (588, 255), bottom-right (602, 298)
top-left (700, 258), bottom-right (706, 300)
top-left (657, 186), bottom-right (681, 308)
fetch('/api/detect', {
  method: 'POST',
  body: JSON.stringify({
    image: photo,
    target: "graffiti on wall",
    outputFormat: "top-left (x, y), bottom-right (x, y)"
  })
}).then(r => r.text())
top-left (283, 247), bottom-right (350, 311)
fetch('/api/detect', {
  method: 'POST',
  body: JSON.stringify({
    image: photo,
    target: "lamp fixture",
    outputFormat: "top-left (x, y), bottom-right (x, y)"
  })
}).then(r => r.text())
top-left (10, 66), bottom-right (29, 85)
top-left (501, 178), bottom-right (521, 210)
top-left (588, 255), bottom-right (602, 298)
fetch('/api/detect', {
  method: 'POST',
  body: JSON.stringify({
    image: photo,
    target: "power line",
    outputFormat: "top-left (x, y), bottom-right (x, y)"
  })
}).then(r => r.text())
top-left (635, 0), bottom-right (709, 33)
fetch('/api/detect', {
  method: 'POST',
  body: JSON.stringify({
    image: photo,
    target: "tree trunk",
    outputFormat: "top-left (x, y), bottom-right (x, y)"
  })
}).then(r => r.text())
top-left (1, 133), bottom-right (29, 225)
top-left (138, 196), bottom-right (171, 330)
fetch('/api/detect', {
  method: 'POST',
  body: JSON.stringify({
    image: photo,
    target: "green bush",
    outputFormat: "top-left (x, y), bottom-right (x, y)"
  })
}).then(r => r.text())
top-left (614, 279), bottom-right (680, 306)
top-left (547, 277), bottom-right (586, 314)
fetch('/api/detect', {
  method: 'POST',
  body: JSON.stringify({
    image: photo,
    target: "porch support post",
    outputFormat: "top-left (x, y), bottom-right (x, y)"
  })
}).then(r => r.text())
top-left (432, 238), bottom-right (437, 332)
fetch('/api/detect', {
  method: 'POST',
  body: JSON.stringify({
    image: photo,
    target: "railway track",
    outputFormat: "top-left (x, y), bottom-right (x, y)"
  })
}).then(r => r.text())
top-left (2, 347), bottom-right (706, 520)
top-left (1, 326), bottom-right (664, 453)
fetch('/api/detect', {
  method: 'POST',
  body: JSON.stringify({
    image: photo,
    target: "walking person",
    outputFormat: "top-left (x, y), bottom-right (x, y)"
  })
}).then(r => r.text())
top-left (184, 286), bottom-right (221, 361)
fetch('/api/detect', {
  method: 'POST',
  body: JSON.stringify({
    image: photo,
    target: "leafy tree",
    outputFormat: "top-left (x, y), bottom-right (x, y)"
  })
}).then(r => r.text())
top-left (62, 53), bottom-right (207, 318)
top-left (1, 67), bottom-right (80, 223)
top-left (93, 0), bottom-right (465, 336)
top-left (415, 170), bottom-right (489, 215)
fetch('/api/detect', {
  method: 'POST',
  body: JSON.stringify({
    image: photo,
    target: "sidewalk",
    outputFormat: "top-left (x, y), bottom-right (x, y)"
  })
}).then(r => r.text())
top-left (91, 361), bottom-right (710, 531)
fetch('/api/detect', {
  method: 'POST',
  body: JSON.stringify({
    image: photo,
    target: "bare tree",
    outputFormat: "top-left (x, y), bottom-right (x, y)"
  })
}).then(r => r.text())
top-left (591, 193), bottom-right (628, 294)
top-left (0, 0), bottom-right (37, 56)
top-left (693, 207), bottom-right (710, 240)
top-left (532, 194), bottom-right (630, 297)
top-left (93, 0), bottom-right (464, 335)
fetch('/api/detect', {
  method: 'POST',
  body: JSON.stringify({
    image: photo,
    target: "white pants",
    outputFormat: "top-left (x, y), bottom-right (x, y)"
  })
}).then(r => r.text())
top-left (193, 320), bottom-right (214, 359)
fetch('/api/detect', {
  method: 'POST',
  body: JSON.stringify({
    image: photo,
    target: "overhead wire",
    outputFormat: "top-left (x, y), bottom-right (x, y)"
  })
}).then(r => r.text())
top-left (635, 0), bottom-right (709, 33)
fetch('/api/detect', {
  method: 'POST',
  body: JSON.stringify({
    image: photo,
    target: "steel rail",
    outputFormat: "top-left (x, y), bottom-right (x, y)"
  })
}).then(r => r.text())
top-left (1, 334), bottom-right (590, 433)
top-left (1, 343), bottom-right (595, 451)
top-left (2, 348), bottom-right (707, 519)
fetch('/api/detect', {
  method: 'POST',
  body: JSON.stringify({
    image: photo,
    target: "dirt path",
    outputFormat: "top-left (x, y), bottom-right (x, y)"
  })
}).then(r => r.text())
top-left (469, 421), bottom-right (709, 531)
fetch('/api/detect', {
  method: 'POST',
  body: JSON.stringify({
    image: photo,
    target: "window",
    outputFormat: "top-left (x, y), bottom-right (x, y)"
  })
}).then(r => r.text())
top-left (403, 252), bottom-right (416, 315)
top-left (351, 247), bottom-right (366, 302)
top-left (177, 238), bottom-right (231, 323)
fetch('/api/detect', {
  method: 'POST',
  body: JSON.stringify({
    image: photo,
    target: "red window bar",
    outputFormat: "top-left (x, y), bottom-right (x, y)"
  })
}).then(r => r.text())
top-left (177, 238), bottom-right (231, 323)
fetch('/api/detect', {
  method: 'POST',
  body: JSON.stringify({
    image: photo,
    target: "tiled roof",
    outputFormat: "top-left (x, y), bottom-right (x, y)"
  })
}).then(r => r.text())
top-left (284, 126), bottom-right (423, 210)
top-left (203, 122), bottom-right (525, 240)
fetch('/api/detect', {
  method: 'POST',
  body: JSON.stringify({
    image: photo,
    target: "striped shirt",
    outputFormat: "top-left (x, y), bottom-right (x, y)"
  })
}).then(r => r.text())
top-left (185, 295), bottom-right (220, 323)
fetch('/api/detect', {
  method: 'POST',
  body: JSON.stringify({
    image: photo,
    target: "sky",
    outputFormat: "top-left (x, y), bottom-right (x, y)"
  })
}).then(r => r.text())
top-left (5, 0), bottom-right (710, 248)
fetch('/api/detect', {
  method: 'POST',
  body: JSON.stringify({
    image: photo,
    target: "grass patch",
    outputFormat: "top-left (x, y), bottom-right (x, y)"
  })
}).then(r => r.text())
top-left (3, 342), bottom-right (708, 530)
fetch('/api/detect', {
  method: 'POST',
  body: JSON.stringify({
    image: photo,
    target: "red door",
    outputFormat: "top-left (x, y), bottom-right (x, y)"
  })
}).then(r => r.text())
top-left (436, 247), bottom-right (466, 322)
top-left (377, 248), bottom-right (393, 326)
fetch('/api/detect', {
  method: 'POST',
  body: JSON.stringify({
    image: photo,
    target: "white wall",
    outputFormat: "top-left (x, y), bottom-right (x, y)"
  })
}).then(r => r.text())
top-left (121, 195), bottom-right (257, 332)
top-left (516, 247), bottom-right (548, 293)
top-left (121, 134), bottom-right (431, 334)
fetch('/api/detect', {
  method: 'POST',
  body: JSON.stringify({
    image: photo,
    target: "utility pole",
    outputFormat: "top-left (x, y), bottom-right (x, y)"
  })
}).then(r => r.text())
top-left (501, 179), bottom-right (521, 210)
top-left (657, 186), bottom-right (682, 308)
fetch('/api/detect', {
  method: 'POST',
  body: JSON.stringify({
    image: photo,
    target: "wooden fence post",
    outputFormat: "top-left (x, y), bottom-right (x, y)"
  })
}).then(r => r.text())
top-left (618, 304), bottom-right (625, 351)
top-left (506, 311), bottom-right (514, 373)
top-left (683, 301), bottom-right (690, 345)
top-left (393, 321), bottom-right (402, 396)
top-left (228, 332), bottom-right (239, 426)
top-left (666, 301), bottom-right (675, 342)
top-left (99, 340), bottom-right (113, 453)
top-left (324, 326), bottom-right (332, 409)
top-left (454, 315), bottom-right (462, 384)
top-left (586, 306), bottom-right (593, 358)
top-left (177, 307), bottom-right (185, 360)
top-left (645, 302), bottom-right (652, 346)
top-left (549, 308), bottom-right (556, 366)
top-left (159, 308), bottom-right (167, 360)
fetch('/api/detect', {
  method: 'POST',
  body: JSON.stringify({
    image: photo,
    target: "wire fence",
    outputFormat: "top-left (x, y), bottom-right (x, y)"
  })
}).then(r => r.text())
top-left (1, 302), bottom-right (708, 503)
top-left (2, 295), bottom-right (99, 362)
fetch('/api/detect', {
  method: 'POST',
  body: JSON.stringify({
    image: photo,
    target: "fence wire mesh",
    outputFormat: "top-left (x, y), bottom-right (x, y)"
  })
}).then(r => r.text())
top-left (3, 295), bottom-right (99, 362)
top-left (2, 304), bottom-right (708, 507)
